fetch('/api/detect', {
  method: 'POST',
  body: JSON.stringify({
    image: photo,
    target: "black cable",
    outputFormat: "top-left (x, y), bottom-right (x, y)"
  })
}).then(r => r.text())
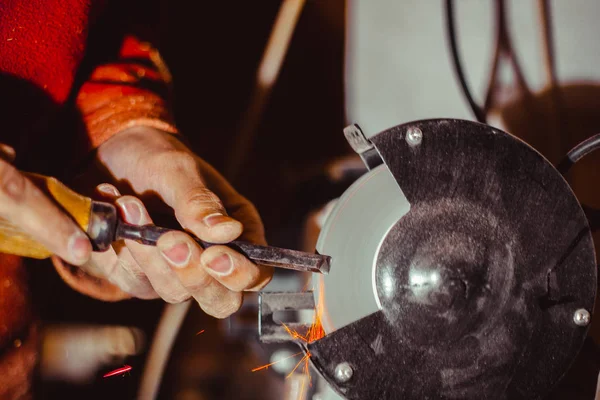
top-left (444, 0), bottom-right (487, 123)
top-left (557, 133), bottom-right (600, 174)
top-left (444, 1), bottom-right (598, 230)
top-left (557, 133), bottom-right (600, 232)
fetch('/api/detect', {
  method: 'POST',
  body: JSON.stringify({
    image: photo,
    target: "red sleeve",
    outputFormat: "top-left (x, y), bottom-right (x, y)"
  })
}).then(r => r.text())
top-left (76, 35), bottom-right (179, 150)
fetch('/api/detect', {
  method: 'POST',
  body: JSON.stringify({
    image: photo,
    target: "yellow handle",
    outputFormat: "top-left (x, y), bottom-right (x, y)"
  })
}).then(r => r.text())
top-left (0, 173), bottom-right (93, 258)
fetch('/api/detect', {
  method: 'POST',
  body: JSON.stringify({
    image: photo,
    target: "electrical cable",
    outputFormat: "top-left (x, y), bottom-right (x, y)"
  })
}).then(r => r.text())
top-left (557, 133), bottom-right (600, 231)
top-left (557, 133), bottom-right (600, 174)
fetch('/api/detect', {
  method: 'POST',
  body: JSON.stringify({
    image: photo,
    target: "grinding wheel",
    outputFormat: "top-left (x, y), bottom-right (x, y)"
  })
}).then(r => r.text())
top-left (310, 119), bottom-right (597, 400)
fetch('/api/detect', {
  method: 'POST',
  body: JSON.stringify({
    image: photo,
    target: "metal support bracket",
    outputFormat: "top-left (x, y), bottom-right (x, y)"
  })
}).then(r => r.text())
top-left (259, 291), bottom-right (315, 343)
top-left (343, 124), bottom-right (383, 170)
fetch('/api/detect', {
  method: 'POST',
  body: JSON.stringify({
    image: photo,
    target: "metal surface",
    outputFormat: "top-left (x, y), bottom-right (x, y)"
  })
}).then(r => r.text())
top-left (573, 309), bottom-right (591, 327)
top-left (308, 119), bottom-right (596, 400)
top-left (259, 291), bottom-right (315, 343)
top-left (334, 363), bottom-right (353, 383)
top-left (313, 163), bottom-right (410, 333)
top-left (87, 202), bottom-right (118, 251)
top-left (342, 124), bottom-right (383, 170)
top-left (404, 127), bottom-right (422, 147)
top-left (114, 221), bottom-right (330, 274)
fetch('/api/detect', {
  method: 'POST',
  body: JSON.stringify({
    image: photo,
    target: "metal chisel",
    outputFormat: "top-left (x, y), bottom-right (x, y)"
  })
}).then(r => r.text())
top-left (0, 173), bottom-right (330, 274)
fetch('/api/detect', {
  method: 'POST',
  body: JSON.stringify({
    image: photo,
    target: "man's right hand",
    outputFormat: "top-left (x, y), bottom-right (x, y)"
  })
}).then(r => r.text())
top-left (0, 143), bottom-right (92, 265)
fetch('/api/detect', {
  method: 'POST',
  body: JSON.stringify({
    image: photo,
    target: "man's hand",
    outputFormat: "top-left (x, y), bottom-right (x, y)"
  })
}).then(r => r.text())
top-left (0, 143), bottom-right (93, 265)
top-left (81, 127), bottom-right (272, 318)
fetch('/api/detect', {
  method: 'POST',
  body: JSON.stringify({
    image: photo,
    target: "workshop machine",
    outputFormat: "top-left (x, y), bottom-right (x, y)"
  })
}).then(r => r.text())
top-left (2, 1), bottom-right (597, 398)
top-left (259, 119), bottom-right (599, 400)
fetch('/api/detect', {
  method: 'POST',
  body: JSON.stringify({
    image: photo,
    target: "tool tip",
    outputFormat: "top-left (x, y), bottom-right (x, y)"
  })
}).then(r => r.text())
top-left (318, 255), bottom-right (331, 274)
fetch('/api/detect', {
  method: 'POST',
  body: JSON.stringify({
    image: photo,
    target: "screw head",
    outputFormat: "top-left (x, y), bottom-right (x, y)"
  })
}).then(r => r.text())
top-left (573, 308), bottom-right (591, 326)
top-left (334, 362), bottom-right (353, 383)
top-left (406, 127), bottom-right (423, 146)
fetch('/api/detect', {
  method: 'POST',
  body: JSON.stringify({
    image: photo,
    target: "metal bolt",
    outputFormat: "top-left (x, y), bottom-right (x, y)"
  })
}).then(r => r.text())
top-left (406, 127), bottom-right (423, 146)
top-left (573, 308), bottom-right (591, 326)
top-left (334, 362), bottom-right (353, 383)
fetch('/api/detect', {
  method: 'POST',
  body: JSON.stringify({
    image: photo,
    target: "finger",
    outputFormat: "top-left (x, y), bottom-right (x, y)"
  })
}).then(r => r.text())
top-left (157, 231), bottom-right (243, 318)
top-left (0, 144), bottom-right (16, 163)
top-left (86, 248), bottom-right (158, 299)
top-left (115, 195), bottom-right (189, 303)
top-left (96, 183), bottom-right (121, 199)
top-left (193, 158), bottom-right (266, 245)
top-left (0, 160), bottom-right (91, 265)
top-left (175, 184), bottom-right (243, 244)
top-left (89, 184), bottom-right (157, 298)
top-left (200, 245), bottom-right (272, 292)
top-left (224, 196), bottom-right (266, 245)
top-left (153, 154), bottom-right (243, 244)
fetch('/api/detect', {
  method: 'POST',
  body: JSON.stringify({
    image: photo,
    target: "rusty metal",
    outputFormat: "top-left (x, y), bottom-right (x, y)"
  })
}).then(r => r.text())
top-left (111, 219), bottom-right (330, 274)
top-left (259, 291), bottom-right (316, 343)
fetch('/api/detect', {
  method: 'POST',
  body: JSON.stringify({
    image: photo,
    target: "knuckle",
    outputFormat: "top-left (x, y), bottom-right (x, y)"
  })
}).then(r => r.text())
top-left (185, 271), bottom-right (215, 294)
top-left (0, 161), bottom-right (25, 202)
top-left (184, 187), bottom-right (222, 210)
top-left (204, 294), bottom-right (242, 319)
top-left (162, 289), bottom-right (190, 304)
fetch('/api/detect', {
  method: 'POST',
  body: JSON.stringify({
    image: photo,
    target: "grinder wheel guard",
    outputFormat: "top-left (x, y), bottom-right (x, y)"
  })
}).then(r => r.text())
top-left (308, 119), bottom-right (597, 400)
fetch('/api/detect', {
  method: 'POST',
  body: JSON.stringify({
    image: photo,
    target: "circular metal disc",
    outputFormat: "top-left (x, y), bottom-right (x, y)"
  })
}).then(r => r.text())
top-left (307, 119), bottom-right (596, 400)
top-left (313, 164), bottom-right (410, 333)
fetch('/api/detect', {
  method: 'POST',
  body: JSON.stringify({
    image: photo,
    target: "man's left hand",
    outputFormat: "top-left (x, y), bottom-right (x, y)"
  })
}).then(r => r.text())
top-left (76, 127), bottom-right (272, 318)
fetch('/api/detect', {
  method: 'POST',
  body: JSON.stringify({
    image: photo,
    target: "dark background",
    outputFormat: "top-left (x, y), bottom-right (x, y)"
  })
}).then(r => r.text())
top-left (28, 1), bottom-right (600, 399)
top-left (33, 1), bottom-right (349, 399)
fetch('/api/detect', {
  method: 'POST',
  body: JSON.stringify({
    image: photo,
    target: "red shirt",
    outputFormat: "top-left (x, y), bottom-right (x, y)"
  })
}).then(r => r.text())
top-left (0, 1), bottom-right (176, 397)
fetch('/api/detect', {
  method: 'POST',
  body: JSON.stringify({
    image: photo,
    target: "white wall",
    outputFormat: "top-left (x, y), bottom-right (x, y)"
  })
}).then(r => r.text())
top-left (345, 0), bottom-right (600, 136)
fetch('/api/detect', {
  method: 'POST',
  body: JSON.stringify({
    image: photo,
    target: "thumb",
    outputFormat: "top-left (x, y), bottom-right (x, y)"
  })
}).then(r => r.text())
top-left (159, 168), bottom-right (243, 244)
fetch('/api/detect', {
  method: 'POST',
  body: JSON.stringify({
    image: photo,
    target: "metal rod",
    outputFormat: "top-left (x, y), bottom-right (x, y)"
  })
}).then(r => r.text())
top-left (116, 221), bottom-right (330, 274)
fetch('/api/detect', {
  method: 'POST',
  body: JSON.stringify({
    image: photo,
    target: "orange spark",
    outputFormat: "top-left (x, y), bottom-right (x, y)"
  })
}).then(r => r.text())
top-left (103, 365), bottom-right (132, 378)
top-left (252, 276), bottom-right (328, 400)
top-left (251, 351), bottom-right (304, 372)
top-left (196, 330), bottom-right (205, 336)
top-left (286, 352), bottom-right (311, 378)
top-left (252, 292), bottom-right (327, 397)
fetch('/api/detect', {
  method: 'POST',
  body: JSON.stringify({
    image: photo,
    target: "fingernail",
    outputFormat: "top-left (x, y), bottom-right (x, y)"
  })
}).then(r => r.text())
top-left (119, 200), bottom-right (143, 225)
top-left (203, 212), bottom-right (229, 228)
top-left (97, 184), bottom-right (120, 197)
top-left (205, 252), bottom-right (233, 275)
top-left (160, 241), bottom-right (191, 267)
top-left (68, 231), bottom-right (91, 263)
